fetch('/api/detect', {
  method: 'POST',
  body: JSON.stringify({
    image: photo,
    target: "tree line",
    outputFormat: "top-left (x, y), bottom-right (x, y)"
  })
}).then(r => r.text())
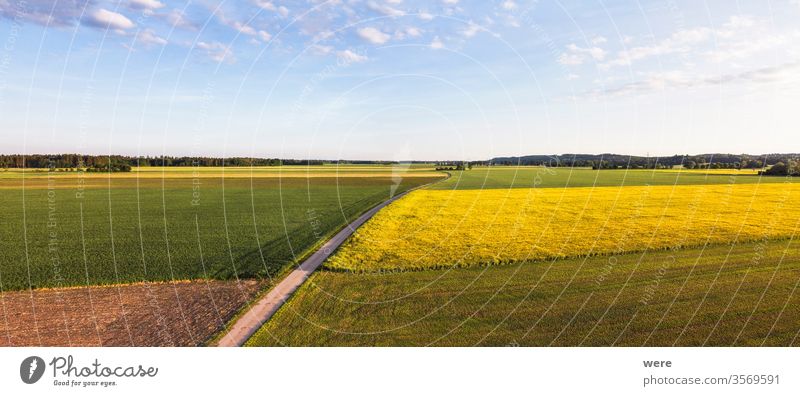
top-left (0, 154), bottom-right (326, 172)
top-left (761, 160), bottom-right (800, 176)
top-left (487, 154), bottom-right (798, 171)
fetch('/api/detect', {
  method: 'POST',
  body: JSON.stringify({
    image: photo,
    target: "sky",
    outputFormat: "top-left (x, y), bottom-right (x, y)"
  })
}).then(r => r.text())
top-left (0, 0), bottom-right (798, 161)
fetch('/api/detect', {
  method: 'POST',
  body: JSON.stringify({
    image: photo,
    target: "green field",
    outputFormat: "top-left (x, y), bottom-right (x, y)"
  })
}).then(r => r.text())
top-left (245, 167), bottom-right (799, 346)
top-left (247, 239), bottom-right (800, 346)
top-left (434, 167), bottom-right (791, 190)
top-left (0, 167), bottom-right (441, 290)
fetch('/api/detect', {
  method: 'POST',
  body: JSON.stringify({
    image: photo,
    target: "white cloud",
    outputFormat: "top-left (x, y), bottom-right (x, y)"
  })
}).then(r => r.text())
top-left (723, 15), bottom-right (755, 31)
top-left (254, 0), bottom-right (276, 10)
top-left (337, 49), bottom-right (368, 64)
top-left (197, 41), bottom-right (235, 63)
top-left (566, 73), bottom-right (580, 81)
top-left (591, 36), bottom-right (607, 45)
top-left (215, 8), bottom-right (272, 42)
top-left (558, 53), bottom-right (583, 66)
top-left (163, 9), bottom-right (195, 29)
top-left (558, 43), bottom-right (607, 65)
top-left (502, 1), bottom-right (517, 10)
top-left (394, 26), bottom-right (422, 40)
top-left (599, 16), bottom-right (794, 68)
top-left (706, 33), bottom-right (788, 63)
top-left (129, 0), bottom-right (164, 11)
top-left (231, 21), bottom-right (257, 36)
top-left (461, 23), bottom-right (482, 38)
top-left (83, 9), bottom-right (135, 30)
top-left (588, 62), bottom-right (800, 98)
top-left (418, 11), bottom-right (434, 20)
top-left (357, 27), bottom-right (390, 44)
top-left (367, 1), bottom-right (404, 17)
top-left (254, 0), bottom-right (289, 17)
top-left (430, 36), bottom-right (444, 49)
top-left (309, 44), bottom-right (333, 55)
top-left (442, 0), bottom-right (459, 4)
top-left (405, 26), bottom-right (422, 37)
top-left (135, 28), bottom-right (167, 45)
top-left (602, 27), bottom-right (712, 68)
top-left (0, 0), bottom-right (91, 27)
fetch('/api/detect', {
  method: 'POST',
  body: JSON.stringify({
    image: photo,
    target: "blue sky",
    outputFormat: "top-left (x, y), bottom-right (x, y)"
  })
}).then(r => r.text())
top-left (0, 0), bottom-right (798, 160)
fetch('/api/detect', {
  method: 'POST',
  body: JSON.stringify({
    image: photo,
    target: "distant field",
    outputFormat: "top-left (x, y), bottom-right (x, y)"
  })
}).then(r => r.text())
top-left (0, 166), bottom-right (442, 291)
top-left (434, 167), bottom-right (790, 190)
top-left (0, 165), bottom-right (441, 182)
top-left (327, 183), bottom-right (800, 271)
top-left (248, 239), bottom-right (800, 346)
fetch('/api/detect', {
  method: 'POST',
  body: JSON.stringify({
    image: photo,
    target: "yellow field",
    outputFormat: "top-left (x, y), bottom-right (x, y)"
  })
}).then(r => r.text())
top-left (326, 182), bottom-right (800, 271)
top-left (658, 168), bottom-right (761, 175)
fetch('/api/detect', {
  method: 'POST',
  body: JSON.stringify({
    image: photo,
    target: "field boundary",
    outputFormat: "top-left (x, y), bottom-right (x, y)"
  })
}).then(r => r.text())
top-left (318, 235), bottom-right (798, 274)
top-left (215, 173), bottom-right (450, 346)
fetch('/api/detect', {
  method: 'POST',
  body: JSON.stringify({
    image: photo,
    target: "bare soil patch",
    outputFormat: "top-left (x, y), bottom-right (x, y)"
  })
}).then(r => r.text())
top-left (0, 280), bottom-right (265, 346)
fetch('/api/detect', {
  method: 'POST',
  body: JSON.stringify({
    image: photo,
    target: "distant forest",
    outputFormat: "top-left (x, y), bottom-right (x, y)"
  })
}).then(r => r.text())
top-left (487, 153), bottom-right (800, 170)
top-left (2, 153), bottom-right (799, 175)
top-left (0, 154), bottom-right (334, 172)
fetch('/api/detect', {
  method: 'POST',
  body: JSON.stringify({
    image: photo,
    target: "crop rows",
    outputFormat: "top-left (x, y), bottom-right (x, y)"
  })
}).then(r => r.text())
top-left (327, 183), bottom-right (800, 271)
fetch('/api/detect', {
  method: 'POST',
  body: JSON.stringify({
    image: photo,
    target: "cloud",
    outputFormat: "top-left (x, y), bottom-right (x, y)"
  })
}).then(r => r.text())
top-left (196, 41), bottom-right (235, 63)
top-left (394, 26), bottom-right (422, 39)
top-left (558, 53), bottom-right (583, 66)
top-left (442, 0), bottom-right (458, 4)
top-left (254, 0), bottom-right (289, 17)
top-left (558, 43), bottom-right (607, 65)
top-left (501, 1), bottom-right (517, 10)
top-left (254, 0), bottom-right (276, 10)
top-left (405, 26), bottom-right (422, 37)
top-left (277, 6), bottom-right (289, 17)
top-left (460, 23), bottom-right (482, 38)
top-left (357, 27), bottom-right (390, 44)
top-left (231, 21), bottom-right (257, 35)
top-left (418, 11), bottom-right (434, 20)
top-left (591, 36), bottom-right (607, 45)
top-left (601, 27), bottom-right (711, 68)
top-left (600, 17), bottom-right (772, 68)
top-left (309, 44), bottom-right (333, 55)
top-left (83, 9), bottom-right (135, 30)
top-left (337, 49), bottom-right (368, 64)
top-left (0, 0), bottom-right (92, 27)
top-left (128, 0), bottom-right (164, 11)
top-left (214, 9), bottom-right (271, 42)
top-left (587, 62), bottom-right (800, 98)
top-left (135, 28), bottom-right (167, 45)
top-left (367, 1), bottom-right (404, 17)
top-left (162, 9), bottom-right (195, 29)
top-left (430, 36), bottom-right (444, 49)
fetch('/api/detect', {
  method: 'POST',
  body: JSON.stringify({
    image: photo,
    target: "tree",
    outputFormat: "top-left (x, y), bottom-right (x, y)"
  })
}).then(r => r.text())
top-left (762, 161), bottom-right (800, 176)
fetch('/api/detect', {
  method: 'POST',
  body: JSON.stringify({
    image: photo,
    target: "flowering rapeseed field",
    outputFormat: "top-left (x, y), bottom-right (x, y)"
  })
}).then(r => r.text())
top-left (327, 183), bottom-right (800, 271)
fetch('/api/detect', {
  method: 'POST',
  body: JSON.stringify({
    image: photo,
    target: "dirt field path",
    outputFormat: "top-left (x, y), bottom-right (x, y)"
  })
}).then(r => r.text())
top-left (216, 187), bottom-right (426, 347)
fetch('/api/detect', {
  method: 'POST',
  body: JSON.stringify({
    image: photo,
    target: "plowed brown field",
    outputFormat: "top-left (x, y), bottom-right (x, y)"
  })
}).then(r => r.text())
top-left (0, 280), bottom-right (265, 346)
